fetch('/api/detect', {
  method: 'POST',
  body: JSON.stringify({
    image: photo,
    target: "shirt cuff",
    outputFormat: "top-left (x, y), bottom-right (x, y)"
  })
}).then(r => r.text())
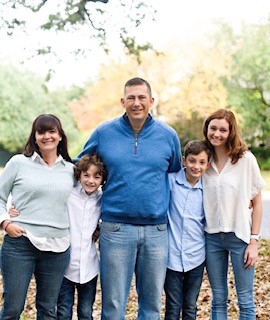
top-left (0, 213), bottom-right (11, 229)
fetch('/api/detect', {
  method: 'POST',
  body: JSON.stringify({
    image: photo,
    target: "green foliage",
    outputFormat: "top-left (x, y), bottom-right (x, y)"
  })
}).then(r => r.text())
top-left (0, 65), bottom-right (80, 154)
top-left (216, 18), bottom-right (270, 146)
top-left (65, 85), bottom-right (86, 102)
top-left (261, 171), bottom-right (270, 190)
top-left (0, 65), bottom-right (48, 152)
top-left (250, 146), bottom-right (270, 171)
top-left (0, 0), bottom-right (156, 63)
top-left (169, 111), bottom-right (204, 151)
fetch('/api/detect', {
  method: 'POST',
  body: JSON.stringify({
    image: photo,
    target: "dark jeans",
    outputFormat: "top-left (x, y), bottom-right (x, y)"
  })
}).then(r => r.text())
top-left (57, 276), bottom-right (98, 320)
top-left (164, 262), bottom-right (205, 320)
top-left (0, 234), bottom-right (70, 320)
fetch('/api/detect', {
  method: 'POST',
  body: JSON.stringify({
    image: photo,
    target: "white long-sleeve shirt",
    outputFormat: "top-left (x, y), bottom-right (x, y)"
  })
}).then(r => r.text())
top-left (64, 183), bottom-right (101, 284)
top-left (202, 151), bottom-right (265, 244)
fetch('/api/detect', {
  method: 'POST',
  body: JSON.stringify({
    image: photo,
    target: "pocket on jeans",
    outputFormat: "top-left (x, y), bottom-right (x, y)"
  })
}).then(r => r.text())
top-left (156, 224), bottom-right (167, 231)
top-left (101, 222), bottom-right (124, 232)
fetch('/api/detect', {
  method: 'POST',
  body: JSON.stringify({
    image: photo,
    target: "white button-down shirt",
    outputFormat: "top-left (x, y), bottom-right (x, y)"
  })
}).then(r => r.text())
top-left (203, 151), bottom-right (265, 244)
top-left (64, 182), bottom-right (101, 284)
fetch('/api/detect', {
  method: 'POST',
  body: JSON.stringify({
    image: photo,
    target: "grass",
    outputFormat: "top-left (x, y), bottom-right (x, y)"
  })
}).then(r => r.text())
top-left (262, 170), bottom-right (270, 190)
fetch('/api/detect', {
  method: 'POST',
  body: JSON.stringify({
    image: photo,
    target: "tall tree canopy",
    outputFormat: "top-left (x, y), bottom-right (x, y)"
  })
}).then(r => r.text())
top-left (0, 65), bottom-right (80, 154)
top-left (0, 0), bottom-right (156, 64)
top-left (216, 18), bottom-right (270, 146)
top-left (70, 46), bottom-right (229, 143)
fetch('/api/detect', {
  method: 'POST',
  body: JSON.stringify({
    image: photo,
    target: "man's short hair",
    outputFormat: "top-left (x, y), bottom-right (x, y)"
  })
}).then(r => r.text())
top-left (124, 77), bottom-right (152, 97)
top-left (184, 140), bottom-right (212, 160)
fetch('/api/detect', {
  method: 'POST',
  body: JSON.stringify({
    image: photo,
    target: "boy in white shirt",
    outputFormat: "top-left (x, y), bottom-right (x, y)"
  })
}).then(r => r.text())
top-left (58, 154), bottom-right (106, 320)
top-left (10, 154), bottom-right (106, 320)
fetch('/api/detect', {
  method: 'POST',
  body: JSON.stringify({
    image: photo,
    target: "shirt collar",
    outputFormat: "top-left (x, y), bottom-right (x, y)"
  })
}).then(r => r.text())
top-left (175, 168), bottom-right (203, 190)
top-left (31, 151), bottom-right (65, 166)
top-left (122, 113), bottom-right (153, 130)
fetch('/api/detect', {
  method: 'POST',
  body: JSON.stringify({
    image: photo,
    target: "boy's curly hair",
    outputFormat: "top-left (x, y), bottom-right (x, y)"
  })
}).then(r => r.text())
top-left (74, 154), bottom-right (107, 185)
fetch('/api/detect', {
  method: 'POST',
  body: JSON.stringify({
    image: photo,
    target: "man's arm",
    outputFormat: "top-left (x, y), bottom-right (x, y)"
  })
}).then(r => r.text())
top-left (168, 133), bottom-right (182, 173)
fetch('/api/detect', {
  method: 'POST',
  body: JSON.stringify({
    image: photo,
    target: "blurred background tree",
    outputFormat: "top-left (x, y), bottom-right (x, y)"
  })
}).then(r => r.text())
top-left (0, 65), bottom-right (80, 156)
top-left (1, 3), bottom-right (270, 169)
top-left (0, 0), bottom-right (156, 68)
top-left (217, 20), bottom-right (270, 147)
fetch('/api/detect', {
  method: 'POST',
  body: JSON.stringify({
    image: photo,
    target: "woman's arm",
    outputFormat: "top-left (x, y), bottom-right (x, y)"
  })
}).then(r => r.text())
top-left (250, 192), bottom-right (263, 235)
top-left (244, 191), bottom-right (263, 269)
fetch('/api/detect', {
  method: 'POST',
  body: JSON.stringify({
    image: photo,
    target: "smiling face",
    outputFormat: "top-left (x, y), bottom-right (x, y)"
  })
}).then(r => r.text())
top-left (120, 84), bottom-right (154, 130)
top-left (183, 151), bottom-right (210, 185)
top-left (207, 118), bottom-right (230, 149)
top-left (35, 127), bottom-right (62, 155)
top-left (79, 164), bottom-right (103, 195)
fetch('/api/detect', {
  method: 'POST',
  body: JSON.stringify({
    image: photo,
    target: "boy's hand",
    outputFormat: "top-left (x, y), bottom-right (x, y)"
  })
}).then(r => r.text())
top-left (9, 205), bottom-right (20, 217)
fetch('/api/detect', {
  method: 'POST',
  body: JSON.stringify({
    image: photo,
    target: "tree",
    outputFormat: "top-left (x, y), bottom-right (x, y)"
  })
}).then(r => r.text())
top-left (0, 65), bottom-right (80, 155)
top-left (215, 19), bottom-right (270, 146)
top-left (0, 0), bottom-right (156, 67)
top-left (70, 45), bottom-right (230, 142)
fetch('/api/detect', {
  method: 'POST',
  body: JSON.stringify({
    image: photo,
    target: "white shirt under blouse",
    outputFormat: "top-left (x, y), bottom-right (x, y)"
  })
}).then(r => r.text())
top-left (64, 182), bottom-right (102, 284)
top-left (202, 151), bottom-right (265, 244)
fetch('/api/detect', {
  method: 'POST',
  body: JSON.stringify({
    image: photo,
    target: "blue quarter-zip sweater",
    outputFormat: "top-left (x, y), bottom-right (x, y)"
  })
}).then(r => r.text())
top-left (78, 114), bottom-right (182, 225)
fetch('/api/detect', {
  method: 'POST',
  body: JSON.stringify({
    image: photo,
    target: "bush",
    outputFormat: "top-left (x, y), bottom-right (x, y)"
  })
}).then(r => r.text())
top-left (250, 146), bottom-right (270, 170)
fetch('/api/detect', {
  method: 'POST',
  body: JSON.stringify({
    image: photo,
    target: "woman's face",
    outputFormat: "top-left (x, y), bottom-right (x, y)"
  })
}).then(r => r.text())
top-left (35, 127), bottom-right (62, 155)
top-left (207, 118), bottom-right (230, 148)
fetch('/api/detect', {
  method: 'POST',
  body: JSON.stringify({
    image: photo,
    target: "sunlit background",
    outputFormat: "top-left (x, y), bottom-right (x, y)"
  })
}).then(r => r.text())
top-left (1, 0), bottom-right (270, 170)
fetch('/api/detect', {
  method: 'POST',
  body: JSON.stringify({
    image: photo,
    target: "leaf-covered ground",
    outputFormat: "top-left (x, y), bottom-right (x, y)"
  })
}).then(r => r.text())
top-left (0, 239), bottom-right (269, 319)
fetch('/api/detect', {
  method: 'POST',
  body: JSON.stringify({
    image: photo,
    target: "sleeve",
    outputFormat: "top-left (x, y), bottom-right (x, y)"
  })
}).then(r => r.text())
top-left (168, 173), bottom-right (173, 191)
top-left (250, 153), bottom-right (265, 199)
top-left (168, 133), bottom-right (182, 173)
top-left (0, 156), bottom-right (18, 224)
top-left (76, 129), bottom-right (99, 161)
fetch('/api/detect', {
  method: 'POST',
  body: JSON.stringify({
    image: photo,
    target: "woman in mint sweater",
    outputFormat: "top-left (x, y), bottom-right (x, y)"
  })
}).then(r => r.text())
top-left (0, 114), bottom-right (75, 320)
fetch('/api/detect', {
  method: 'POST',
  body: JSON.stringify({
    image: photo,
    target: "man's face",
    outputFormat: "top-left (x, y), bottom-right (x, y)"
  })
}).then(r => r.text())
top-left (121, 84), bottom-right (154, 128)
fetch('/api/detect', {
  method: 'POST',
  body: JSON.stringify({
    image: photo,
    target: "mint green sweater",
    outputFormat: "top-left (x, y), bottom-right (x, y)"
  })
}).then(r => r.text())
top-left (0, 154), bottom-right (75, 237)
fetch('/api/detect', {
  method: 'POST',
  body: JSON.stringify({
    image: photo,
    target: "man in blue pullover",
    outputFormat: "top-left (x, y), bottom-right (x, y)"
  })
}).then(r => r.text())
top-left (78, 77), bottom-right (182, 320)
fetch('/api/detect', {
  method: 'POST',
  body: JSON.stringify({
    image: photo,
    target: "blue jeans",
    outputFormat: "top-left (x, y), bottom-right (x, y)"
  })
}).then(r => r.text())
top-left (99, 222), bottom-right (168, 320)
top-left (0, 235), bottom-right (70, 320)
top-left (164, 262), bottom-right (205, 320)
top-left (57, 276), bottom-right (98, 320)
top-left (206, 232), bottom-right (255, 320)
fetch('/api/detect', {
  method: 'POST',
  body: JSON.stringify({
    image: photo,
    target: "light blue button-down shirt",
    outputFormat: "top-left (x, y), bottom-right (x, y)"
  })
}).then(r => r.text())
top-left (167, 168), bottom-right (205, 272)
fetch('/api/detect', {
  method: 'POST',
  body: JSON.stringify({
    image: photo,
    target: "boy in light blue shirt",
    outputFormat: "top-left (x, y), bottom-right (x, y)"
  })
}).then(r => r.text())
top-left (164, 140), bottom-right (211, 320)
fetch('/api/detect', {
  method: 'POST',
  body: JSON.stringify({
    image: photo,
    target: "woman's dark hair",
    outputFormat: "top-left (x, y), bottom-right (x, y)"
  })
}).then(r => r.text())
top-left (23, 114), bottom-right (72, 163)
top-left (74, 154), bottom-right (107, 185)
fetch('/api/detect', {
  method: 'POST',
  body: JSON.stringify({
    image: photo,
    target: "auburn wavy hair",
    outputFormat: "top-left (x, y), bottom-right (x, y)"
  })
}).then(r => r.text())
top-left (202, 109), bottom-right (248, 164)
